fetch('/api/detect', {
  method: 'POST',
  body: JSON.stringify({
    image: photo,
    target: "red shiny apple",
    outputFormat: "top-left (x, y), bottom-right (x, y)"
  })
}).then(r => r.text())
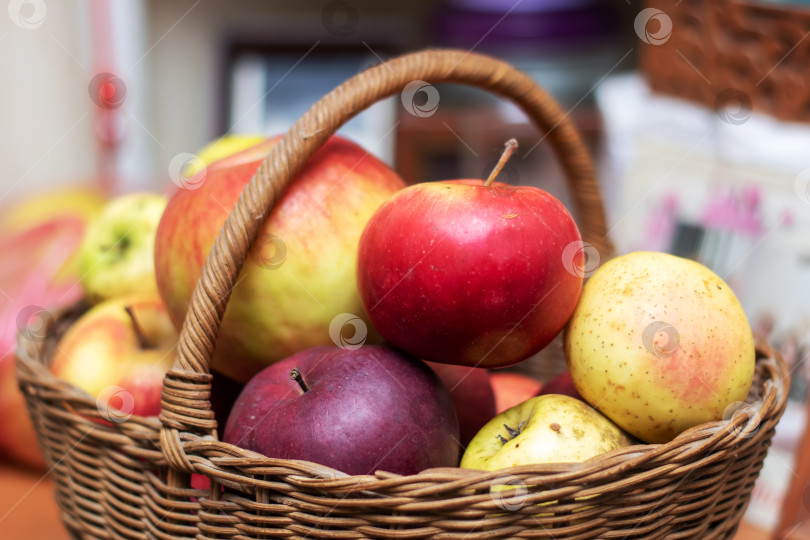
top-left (537, 370), bottom-right (583, 401)
top-left (490, 372), bottom-right (543, 414)
top-left (223, 345), bottom-right (460, 475)
top-left (155, 136), bottom-right (406, 383)
top-left (425, 361), bottom-right (496, 446)
top-left (357, 173), bottom-right (583, 368)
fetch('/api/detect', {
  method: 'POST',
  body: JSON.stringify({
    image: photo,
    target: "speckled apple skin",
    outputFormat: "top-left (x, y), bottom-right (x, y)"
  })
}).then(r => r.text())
top-left (564, 252), bottom-right (755, 444)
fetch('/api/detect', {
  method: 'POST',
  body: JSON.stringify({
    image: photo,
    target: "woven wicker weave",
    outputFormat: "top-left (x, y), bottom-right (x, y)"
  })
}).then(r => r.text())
top-left (17, 49), bottom-right (789, 539)
top-left (641, 0), bottom-right (810, 123)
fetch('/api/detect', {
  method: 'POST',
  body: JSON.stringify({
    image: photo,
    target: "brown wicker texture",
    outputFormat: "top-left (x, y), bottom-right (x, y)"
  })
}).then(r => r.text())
top-left (16, 49), bottom-right (790, 539)
top-left (641, 0), bottom-right (810, 123)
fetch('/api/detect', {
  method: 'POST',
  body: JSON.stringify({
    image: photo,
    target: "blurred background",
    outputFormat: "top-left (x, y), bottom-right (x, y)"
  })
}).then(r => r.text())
top-left (1, 0), bottom-right (810, 538)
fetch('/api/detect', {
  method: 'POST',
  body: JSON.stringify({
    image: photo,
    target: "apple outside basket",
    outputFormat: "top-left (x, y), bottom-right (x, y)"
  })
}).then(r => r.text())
top-left (16, 49), bottom-right (790, 539)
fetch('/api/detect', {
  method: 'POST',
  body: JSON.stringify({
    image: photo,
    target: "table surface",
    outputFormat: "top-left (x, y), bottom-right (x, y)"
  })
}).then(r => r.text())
top-left (0, 461), bottom-right (771, 540)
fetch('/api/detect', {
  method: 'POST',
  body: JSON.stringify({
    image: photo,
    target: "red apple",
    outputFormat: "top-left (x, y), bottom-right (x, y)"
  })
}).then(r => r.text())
top-left (155, 136), bottom-right (406, 383)
top-left (357, 178), bottom-right (583, 369)
top-left (49, 296), bottom-right (177, 420)
top-left (425, 361), bottom-right (496, 446)
top-left (537, 370), bottom-right (583, 401)
top-left (490, 372), bottom-right (543, 414)
top-left (223, 345), bottom-right (460, 475)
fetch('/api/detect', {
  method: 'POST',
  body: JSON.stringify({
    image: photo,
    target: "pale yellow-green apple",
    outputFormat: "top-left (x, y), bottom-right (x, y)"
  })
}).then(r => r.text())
top-left (154, 135), bottom-right (406, 382)
top-left (50, 295), bottom-right (177, 418)
top-left (460, 394), bottom-right (632, 469)
top-left (489, 372), bottom-right (543, 414)
top-left (0, 187), bottom-right (105, 469)
top-left (565, 251), bottom-right (756, 444)
top-left (77, 192), bottom-right (167, 303)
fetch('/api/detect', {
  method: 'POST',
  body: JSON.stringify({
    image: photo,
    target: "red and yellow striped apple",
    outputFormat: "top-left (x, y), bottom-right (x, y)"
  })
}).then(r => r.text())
top-left (155, 136), bottom-right (405, 382)
top-left (50, 296), bottom-right (177, 419)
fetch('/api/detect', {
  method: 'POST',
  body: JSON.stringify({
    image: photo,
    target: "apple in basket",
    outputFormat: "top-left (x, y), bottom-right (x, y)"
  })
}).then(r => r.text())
top-left (223, 345), bottom-right (460, 476)
top-left (425, 361), bottom-right (497, 446)
top-left (357, 140), bottom-right (583, 369)
top-left (76, 192), bottom-right (167, 303)
top-left (565, 251), bottom-right (756, 444)
top-left (460, 394), bottom-right (633, 470)
top-left (155, 135), bottom-right (406, 383)
top-left (50, 295), bottom-right (177, 420)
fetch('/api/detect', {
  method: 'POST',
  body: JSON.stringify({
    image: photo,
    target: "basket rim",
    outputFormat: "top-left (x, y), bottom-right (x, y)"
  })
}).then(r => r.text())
top-left (16, 303), bottom-right (790, 490)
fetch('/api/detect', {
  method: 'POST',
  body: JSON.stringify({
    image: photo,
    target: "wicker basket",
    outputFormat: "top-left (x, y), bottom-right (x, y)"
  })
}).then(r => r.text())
top-left (641, 0), bottom-right (810, 123)
top-left (17, 49), bottom-right (789, 539)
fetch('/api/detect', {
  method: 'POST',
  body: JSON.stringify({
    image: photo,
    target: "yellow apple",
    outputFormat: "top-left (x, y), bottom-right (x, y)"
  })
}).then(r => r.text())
top-left (565, 251), bottom-right (755, 443)
top-left (50, 295), bottom-right (177, 419)
top-left (460, 394), bottom-right (632, 470)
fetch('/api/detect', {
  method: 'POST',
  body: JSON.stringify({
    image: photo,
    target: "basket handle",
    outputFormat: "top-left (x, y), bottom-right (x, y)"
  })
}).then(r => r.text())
top-left (159, 49), bottom-right (613, 456)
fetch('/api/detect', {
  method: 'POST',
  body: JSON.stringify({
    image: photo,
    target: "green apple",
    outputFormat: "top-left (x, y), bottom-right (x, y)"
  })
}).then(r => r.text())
top-left (77, 192), bottom-right (167, 303)
top-left (460, 394), bottom-right (632, 470)
top-left (50, 295), bottom-right (177, 419)
top-left (565, 251), bottom-right (755, 443)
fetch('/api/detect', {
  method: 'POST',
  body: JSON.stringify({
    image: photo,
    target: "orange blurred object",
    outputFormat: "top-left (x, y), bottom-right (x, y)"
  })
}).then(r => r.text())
top-left (489, 371), bottom-right (543, 414)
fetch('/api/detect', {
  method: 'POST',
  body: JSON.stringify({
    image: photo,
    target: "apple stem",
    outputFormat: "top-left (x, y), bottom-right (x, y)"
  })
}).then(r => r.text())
top-left (504, 423), bottom-right (520, 438)
top-left (484, 138), bottom-right (518, 187)
top-left (290, 368), bottom-right (309, 393)
top-left (124, 306), bottom-right (153, 350)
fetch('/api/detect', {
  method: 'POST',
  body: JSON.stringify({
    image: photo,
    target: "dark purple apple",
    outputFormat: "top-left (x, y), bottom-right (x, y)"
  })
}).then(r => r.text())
top-left (537, 370), bottom-right (583, 401)
top-left (223, 345), bottom-right (460, 475)
top-left (425, 361), bottom-right (496, 447)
